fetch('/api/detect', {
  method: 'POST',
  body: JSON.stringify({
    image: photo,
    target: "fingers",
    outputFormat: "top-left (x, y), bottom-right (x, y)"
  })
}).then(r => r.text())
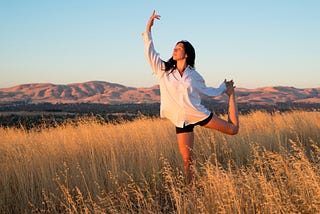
top-left (151, 10), bottom-right (161, 20)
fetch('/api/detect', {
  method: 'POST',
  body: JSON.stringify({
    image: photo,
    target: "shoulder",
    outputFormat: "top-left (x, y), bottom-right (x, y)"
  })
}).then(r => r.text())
top-left (189, 68), bottom-right (204, 81)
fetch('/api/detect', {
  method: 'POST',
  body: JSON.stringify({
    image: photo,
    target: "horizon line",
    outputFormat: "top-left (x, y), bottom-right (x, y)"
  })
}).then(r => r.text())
top-left (0, 80), bottom-right (319, 90)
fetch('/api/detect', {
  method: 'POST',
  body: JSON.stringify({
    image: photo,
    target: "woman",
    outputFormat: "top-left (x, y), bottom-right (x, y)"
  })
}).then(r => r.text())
top-left (143, 11), bottom-right (239, 183)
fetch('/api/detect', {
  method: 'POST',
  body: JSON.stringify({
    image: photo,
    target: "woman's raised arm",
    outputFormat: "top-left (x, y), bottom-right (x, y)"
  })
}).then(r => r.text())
top-left (143, 10), bottom-right (164, 78)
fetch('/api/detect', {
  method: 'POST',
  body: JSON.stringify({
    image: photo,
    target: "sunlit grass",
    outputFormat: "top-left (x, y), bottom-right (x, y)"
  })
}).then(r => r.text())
top-left (1, 111), bottom-right (320, 213)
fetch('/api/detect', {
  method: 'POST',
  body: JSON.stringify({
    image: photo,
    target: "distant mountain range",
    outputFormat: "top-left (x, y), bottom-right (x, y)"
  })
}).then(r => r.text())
top-left (0, 81), bottom-right (319, 105)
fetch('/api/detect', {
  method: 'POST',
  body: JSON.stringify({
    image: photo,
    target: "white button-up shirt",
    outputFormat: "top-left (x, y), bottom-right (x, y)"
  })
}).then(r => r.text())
top-left (142, 32), bottom-right (226, 128)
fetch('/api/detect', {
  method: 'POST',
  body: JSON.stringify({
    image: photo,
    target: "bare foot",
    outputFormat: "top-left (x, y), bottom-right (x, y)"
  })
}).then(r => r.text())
top-left (225, 80), bottom-right (235, 97)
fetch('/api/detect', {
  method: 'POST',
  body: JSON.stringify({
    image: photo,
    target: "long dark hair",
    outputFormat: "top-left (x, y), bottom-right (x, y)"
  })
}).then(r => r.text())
top-left (163, 40), bottom-right (195, 73)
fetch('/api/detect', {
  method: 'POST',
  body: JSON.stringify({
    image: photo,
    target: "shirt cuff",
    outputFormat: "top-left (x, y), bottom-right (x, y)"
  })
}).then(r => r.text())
top-left (220, 81), bottom-right (227, 93)
top-left (142, 31), bottom-right (152, 41)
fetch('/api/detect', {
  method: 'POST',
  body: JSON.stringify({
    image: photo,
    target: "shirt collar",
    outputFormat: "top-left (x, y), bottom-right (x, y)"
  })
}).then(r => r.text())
top-left (172, 65), bottom-right (194, 77)
top-left (184, 65), bottom-right (194, 74)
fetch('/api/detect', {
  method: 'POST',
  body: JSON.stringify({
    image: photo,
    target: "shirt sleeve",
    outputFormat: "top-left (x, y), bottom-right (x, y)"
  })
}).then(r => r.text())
top-left (194, 72), bottom-right (227, 97)
top-left (142, 32), bottom-right (165, 79)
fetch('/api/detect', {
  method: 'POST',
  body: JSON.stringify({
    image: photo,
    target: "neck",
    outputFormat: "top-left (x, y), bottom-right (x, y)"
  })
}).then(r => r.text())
top-left (176, 60), bottom-right (187, 73)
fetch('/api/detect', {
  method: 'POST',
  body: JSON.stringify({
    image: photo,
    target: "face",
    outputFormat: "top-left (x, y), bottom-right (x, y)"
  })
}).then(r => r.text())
top-left (172, 43), bottom-right (187, 61)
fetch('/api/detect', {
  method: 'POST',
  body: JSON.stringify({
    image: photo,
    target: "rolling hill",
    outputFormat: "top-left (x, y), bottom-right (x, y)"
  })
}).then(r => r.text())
top-left (0, 81), bottom-right (319, 105)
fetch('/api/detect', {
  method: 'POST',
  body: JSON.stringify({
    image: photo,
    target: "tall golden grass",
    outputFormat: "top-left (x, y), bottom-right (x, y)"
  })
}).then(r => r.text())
top-left (1, 111), bottom-right (320, 213)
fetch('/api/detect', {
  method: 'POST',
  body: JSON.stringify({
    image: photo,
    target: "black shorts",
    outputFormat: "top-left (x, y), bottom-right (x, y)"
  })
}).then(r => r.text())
top-left (175, 113), bottom-right (213, 134)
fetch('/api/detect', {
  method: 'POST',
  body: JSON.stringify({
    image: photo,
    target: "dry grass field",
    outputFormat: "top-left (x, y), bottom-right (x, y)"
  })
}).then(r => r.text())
top-left (1, 111), bottom-right (320, 213)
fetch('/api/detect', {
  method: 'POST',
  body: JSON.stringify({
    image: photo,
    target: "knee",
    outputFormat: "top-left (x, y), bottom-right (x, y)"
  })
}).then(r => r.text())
top-left (229, 125), bottom-right (239, 135)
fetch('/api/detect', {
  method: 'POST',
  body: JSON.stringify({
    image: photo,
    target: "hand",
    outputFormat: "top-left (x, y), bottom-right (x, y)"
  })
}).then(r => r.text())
top-left (146, 10), bottom-right (161, 32)
top-left (224, 79), bottom-right (236, 97)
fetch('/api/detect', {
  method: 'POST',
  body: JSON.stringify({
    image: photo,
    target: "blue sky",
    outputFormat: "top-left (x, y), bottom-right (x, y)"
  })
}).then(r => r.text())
top-left (0, 0), bottom-right (319, 89)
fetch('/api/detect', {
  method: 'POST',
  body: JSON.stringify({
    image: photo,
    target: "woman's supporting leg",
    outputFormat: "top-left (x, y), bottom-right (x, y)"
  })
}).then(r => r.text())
top-left (204, 88), bottom-right (239, 135)
top-left (176, 132), bottom-right (194, 184)
top-left (227, 89), bottom-right (239, 131)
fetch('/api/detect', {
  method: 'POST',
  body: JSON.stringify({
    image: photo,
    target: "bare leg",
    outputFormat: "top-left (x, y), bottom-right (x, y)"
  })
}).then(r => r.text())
top-left (227, 89), bottom-right (239, 131)
top-left (204, 86), bottom-right (239, 135)
top-left (176, 132), bottom-right (194, 184)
